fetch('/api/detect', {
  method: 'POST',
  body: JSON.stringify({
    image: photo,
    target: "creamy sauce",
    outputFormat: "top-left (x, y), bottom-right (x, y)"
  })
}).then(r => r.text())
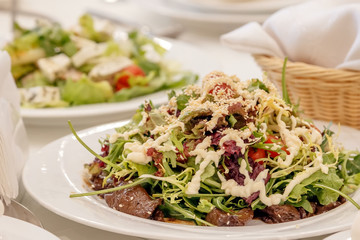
top-left (151, 121), bottom-right (185, 136)
top-left (276, 110), bottom-right (302, 168)
top-left (186, 149), bottom-right (225, 194)
top-left (109, 129), bottom-right (140, 143)
top-left (218, 159), bottom-right (328, 206)
top-left (139, 111), bottom-right (149, 126)
top-left (190, 136), bottom-right (212, 165)
top-left (124, 141), bottom-right (152, 164)
top-left (219, 128), bottom-right (255, 154)
top-left (185, 136), bottom-right (224, 194)
top-left (123, 131), bottom-right (177, 165)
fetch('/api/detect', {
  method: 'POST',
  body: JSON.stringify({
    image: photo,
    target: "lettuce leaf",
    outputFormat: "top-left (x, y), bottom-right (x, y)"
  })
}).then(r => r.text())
top-left (20, 71), bottom-right (51, 88)
top-left (61, 76), bottom-right (113, 105)
top-left (78, 14), bottom-right (112, 43)
top-left (247, 79), bottom-right (269, 93)
top-left (11, 64), bottom-right (36, 82)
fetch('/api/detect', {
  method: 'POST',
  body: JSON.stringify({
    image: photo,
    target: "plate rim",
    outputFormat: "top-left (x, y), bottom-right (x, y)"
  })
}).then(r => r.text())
top-left (168, 0), bottom-right (305, 14)
top-left (0, 215), bottom-right (60, 240)
top-left (22, 120), bottom-right (360, 239)
top-left (133, 0), bottom-right (270, 24)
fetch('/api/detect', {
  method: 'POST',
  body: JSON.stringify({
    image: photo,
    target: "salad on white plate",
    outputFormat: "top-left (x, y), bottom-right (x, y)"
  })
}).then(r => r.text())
top-left (69, 70), bottom-right (360, 227)
top-left (4, 14), bottom-right (198, 109)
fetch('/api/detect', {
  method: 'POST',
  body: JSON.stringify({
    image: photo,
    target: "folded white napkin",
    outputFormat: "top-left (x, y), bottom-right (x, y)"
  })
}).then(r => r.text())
top-left (221, 0), bottom-right (360, 70)
top-left (0, 51), bottom-right (28, 214)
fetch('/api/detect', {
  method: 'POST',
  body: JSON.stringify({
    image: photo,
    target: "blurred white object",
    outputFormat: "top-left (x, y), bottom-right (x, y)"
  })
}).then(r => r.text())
top-left (132, 0), bottom-right (270, 34)
top-left (352, 211), bottom-right (360, 240)
top-left (170, 0), bottom-right (305, 14)
top-left (221, 0), bottom-right (360, 70)
top-left (0, 51), bottom-right (28, 214)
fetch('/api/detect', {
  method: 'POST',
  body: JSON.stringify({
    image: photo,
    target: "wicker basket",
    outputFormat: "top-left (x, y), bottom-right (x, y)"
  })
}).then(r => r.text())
top-left (253, 54), bottom-right (360, 129)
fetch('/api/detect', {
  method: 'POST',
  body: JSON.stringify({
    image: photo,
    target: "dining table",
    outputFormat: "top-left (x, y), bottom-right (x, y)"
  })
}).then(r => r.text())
top-left (0, 0), bottom-right (350, 239)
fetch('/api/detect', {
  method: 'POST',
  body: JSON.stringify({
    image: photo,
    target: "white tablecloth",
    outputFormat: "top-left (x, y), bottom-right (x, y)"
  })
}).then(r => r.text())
top-left (2, 0), bottom-right (332, 239)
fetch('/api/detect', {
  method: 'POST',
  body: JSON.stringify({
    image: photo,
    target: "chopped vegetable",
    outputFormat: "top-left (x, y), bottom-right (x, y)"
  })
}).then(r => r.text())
top-left (4, 14), bottom-right (198, 108)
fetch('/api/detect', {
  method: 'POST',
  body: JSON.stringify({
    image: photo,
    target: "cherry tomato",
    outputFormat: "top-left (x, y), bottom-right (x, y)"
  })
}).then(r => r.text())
top-left (265, 135), bottom-right (289, 158)
top-left (115, 65), bottom-right (145, 91)
top-left (248, 147), bottom-right (266, 164)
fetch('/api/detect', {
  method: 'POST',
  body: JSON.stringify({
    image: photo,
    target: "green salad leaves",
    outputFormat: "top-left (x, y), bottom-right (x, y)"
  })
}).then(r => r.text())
top-left (5, 14), bottom-right (198, 108)
top-left (69, 71), bottom-right (360, 226)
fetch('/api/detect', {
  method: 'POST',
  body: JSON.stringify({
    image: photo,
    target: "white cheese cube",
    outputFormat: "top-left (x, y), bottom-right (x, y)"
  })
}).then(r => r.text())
top-left (70, 35), bottom-right (97, 49)
top-left (89, 56), bottom-right (132, 79)
top-left (19, 86), bottom-right (61, 105)
top-left (141, 43), bottom-right (162, 63)
top-left (71, 43), bottom-right (108, 68)
top-left (37, 53), bottom-right (71, 82)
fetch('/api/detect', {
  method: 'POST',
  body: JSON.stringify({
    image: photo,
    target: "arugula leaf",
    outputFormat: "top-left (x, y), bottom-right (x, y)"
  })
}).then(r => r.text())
top-left (163, 200), bottom-right (214, 226)
top-left (342, 173), bottom-right (360, 195)
top-left (347, 154), bottom-right (360, 176)
top-left (213, 197), bottom-right (232, 213)
top-left (247, 79), bottom-right (269, 93)
top-left (281, 57), bottom-right (291, 105)
top-left (176, 94), bottom-right (190, 111)
top-left (168, 90), bottom-right (176, 99)
top-left (320, 127), bottom-right (334, 152)
top-left (289, 198), bottom-right (314, 213)
top-left (162, 152), bottom-right (176, 175)
top-left (170, 130), bottom-right (184, 152)
top-left (288, 169), bottom-right (343, 206)
top-left (201, 163), bottom-right (215, 181)
top-left (226, 114), bottom-right (237, 128)
top-left (197, 199), bottom-right (215, 213)
top-left (129, 162), bottom-right (157, 176)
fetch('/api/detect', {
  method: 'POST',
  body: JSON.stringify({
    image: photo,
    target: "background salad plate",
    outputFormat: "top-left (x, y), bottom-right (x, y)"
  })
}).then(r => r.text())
top-left (22, 120), bottom-right (360, 240)
top-left (133, 0), bottom-right (271, 34)
top-left (168, 0), bottom-right (306, 14)
top-left (21, 37), bottom-right (220, 127)
top-left (0, 215), bottom-right (60, 240)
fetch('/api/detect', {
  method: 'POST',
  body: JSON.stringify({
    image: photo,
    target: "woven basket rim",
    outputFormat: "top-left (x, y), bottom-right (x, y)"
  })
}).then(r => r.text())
top-left (252, 54), bottom-right (360, 80)
top-left (252, 54), bottom-right (360, 129)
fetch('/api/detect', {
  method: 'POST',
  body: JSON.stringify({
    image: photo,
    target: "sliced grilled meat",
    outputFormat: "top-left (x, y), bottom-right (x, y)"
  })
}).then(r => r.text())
top-left (261, 205), bottom-right (301, 223)
top-left (205, 207), bottom-right (254, 226)
top-left (104, 184), bottom-right (162, 219)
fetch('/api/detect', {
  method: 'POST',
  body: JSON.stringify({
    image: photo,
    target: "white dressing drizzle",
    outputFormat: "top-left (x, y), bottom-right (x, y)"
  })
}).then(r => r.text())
top-left (124, 141), bottom-right (152, 164)
top-left (185, 136), bottom-right (224, 194)
top-left (109, 129), bottom-right (140, 143)
top-left (276, 110), bottom-right (302, 168)
top-left (219, 157), bottom-right (329, 206)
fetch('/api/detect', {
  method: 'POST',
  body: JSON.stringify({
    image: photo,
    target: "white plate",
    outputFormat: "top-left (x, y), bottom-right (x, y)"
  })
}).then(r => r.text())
top-left (324, 230), bottom-right (351, 240)
top-left (21, 37), bottom-right (220, 127)
top-left (133, 0), bottom-right (270, 33)
top-left (0, 215), bottom-right (60, 240)
top-left (169, 0), bottom-right (305, 14)
top-left (22, 120), bottom-right (360, 240)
